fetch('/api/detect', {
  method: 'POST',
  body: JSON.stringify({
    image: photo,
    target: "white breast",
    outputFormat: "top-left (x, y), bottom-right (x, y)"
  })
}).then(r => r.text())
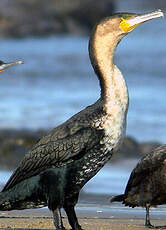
top-left (101, 65), bottom-right (129, 151)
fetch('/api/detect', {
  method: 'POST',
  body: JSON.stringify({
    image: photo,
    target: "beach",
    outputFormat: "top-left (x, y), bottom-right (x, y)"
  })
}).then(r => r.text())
top-left (0, 217), bottom-right (155, 230)
top-left (0, 205), bottom-right (166, 229)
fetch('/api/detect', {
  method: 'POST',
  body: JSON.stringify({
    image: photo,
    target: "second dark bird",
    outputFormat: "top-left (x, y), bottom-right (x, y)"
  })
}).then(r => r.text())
top-left (111, 145), bottom-right (166, 229)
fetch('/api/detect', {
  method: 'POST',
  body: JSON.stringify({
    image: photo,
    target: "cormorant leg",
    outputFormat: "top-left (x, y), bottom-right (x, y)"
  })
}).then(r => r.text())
top-left (53, 208), bottom-right (66, 230)
top-left (64, 204), bottom-right (83, 230)
top-left (144, 204), bottom-right (166, 229)
top-left (145, 204), bottom-right (154, 228)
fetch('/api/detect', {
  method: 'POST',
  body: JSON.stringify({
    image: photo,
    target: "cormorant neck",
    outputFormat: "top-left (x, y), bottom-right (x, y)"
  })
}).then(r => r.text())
top-left (89, 29), bottom-right (122, 99)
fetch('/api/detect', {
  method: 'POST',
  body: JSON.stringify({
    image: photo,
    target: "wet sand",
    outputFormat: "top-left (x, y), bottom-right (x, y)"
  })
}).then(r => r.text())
top-left (0, 204), bottom-right (166, 230)
top-left (0, 217), bottom-right (160, 230)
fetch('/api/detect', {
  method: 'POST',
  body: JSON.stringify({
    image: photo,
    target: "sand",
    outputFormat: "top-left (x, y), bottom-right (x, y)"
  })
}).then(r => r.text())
top-left (0, 217), bottom-right (159, 230)
top-left (0, 205), bottom-right (166, 230)
top-left (1, 217), bottom-right (166, 230)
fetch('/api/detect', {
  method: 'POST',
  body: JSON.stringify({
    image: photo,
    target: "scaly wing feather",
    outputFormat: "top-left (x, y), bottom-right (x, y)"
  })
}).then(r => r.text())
top-left (2, 124), bottom-right (103, 191)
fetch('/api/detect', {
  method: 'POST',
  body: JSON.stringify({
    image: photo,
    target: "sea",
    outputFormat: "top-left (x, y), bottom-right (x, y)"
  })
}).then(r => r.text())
top-left (0, 5), bottom-right (166, 200)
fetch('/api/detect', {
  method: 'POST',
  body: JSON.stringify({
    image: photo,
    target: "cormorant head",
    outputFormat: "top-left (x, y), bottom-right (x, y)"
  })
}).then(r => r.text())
top-left (93, 10), bottom-right (163, 42)
top-left (0, 60), bottom-right (24, 73)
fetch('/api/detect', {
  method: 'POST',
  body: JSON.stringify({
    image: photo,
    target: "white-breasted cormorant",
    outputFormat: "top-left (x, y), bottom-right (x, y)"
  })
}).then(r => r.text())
top-left (111, 145), bottom-right (166, 228)
top-left (0, 11), bottom-right (163, 230)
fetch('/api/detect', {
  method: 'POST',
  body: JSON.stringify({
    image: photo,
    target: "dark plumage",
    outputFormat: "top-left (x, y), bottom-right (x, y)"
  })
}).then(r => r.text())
top-left (111, 145), bottom-right (166, 228)
top-left (0, 11), bottom-right (163, 230)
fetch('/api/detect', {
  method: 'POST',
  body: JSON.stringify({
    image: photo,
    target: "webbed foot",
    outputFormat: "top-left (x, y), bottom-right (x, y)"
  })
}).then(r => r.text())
top-left (146, 225), bottom-right (166, 229)
top-left (70, 226), bottom-right (84, 230)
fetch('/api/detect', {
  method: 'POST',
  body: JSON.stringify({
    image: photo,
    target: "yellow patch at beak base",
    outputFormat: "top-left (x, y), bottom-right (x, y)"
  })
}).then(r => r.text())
top-left (120, 18), bottom-right (140, 33)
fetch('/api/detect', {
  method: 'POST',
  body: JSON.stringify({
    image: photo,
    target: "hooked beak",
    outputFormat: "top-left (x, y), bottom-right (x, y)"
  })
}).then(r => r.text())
top-left (0, 61), bottom-right (24, 72)
top-left (120, 10), bottom-right (164, 33)
top-left (128, 10), bottom-right (164, 27)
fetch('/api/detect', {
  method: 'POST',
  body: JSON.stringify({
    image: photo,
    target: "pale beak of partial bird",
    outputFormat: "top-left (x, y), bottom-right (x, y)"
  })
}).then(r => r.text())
top-left (120, 10), bottom-right (164, 33)
top-left (0, 61), bottom-right (24, 72)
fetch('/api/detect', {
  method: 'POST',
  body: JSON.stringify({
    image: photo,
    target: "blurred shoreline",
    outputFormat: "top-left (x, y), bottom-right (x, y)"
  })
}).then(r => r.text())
top-left (0, 0), bottom-right (114, 38)
top-left (0, 128), bottom-right (161, 170)
top-left (0, 0), bottom-right (166, 38)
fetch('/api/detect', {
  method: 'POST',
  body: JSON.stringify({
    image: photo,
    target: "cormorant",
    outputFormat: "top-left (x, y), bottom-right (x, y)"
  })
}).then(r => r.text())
top-left (0, 11), bottom-right (163, 230)
top-left (111, 145), bottom-right (166, 228)
top-left (0, 60), bottom-right (23, 73)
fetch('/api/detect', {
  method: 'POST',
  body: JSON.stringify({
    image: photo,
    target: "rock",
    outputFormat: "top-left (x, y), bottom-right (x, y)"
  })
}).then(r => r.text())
top-left (0, 0), bottom-right (114, 38)
top-left (112, 137), bottom-right (162, 162)
top-left (0, 129), bottom-right (47, 170)
top-left (140, 141), bottom-right (161, 155)
top-left (112, 136), bottom-right (142, 161)
top-left (66, 0), bottom-right (115, 34)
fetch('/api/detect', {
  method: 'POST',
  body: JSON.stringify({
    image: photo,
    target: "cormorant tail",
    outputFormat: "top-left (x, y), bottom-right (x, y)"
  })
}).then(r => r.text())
top-left (110, 194), bottom-right (125, 203)
top-left (0, 174), bottom-right (46, 211)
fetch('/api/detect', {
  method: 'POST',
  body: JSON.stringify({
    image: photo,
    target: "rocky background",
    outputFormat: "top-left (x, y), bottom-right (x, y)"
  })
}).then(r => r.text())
top-left (0, 129), bottom-right (161, 170)
top-left (0, 0), bottom-right (114, 38)
top-left (0, 0), bottom-right (166, 38)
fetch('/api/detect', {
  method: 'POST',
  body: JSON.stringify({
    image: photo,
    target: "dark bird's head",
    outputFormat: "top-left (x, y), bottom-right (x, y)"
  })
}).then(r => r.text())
top-left (92, 10), bottom-right (164, 42)
top-left (89, 10), bottom-right (163, 75)
top-left (0, 60), bottom-right (24, 73)
top-left (89, 10), bottom-right (163, 97)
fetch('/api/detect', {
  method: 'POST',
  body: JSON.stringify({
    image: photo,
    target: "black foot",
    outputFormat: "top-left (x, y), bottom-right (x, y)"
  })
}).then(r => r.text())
top-left (146, 224), bottom-right (166, 229)
top-left (70, 224), bottom-right (84, 230)
top-left (54, 227), bottom-right (66, 230)
top-left (54, 225), bottom-right (67, 229)
top-left (70, 227), bottom-right (83, 230)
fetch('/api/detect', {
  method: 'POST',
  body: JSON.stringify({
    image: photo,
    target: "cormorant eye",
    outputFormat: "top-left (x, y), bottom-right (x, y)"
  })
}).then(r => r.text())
top-left (122, 15), bottom-right (127, 20)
